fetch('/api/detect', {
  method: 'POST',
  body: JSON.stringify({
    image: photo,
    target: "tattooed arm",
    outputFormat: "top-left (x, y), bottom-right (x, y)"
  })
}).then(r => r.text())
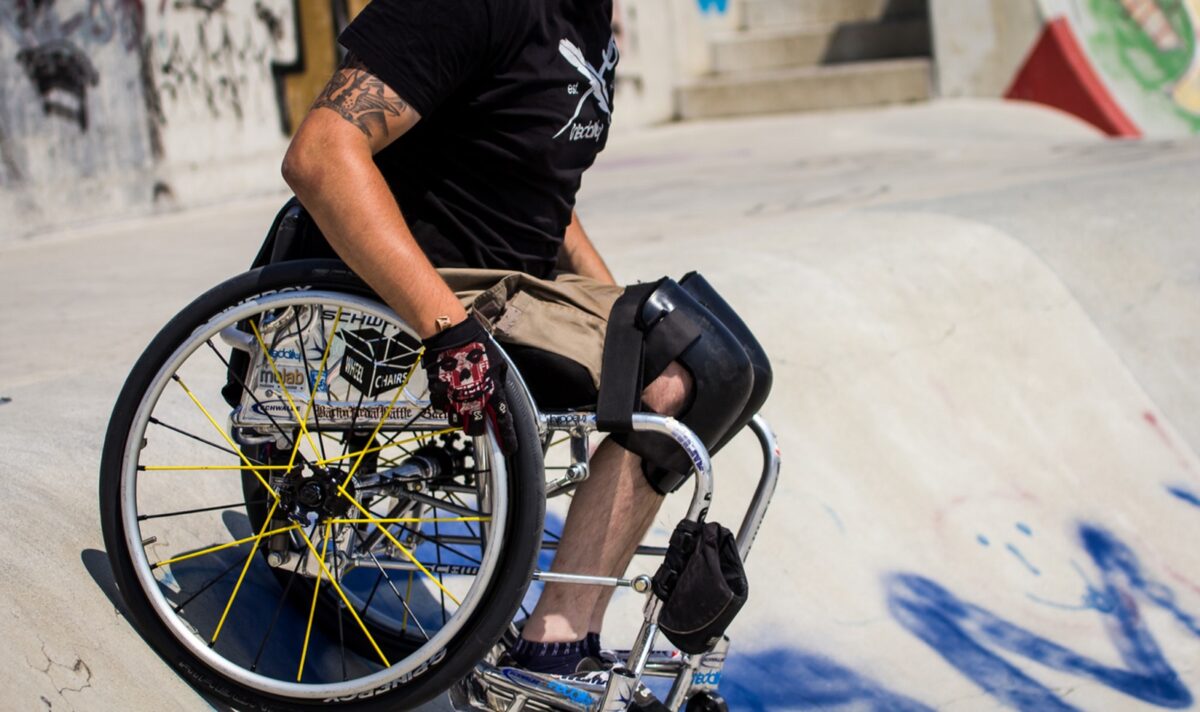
top-left (282, 53), bottom-right (467, 338)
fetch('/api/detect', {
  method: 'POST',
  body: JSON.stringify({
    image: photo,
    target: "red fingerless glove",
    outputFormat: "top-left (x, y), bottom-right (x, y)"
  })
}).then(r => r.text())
top-left (422, 316), bottom-right (518, 453)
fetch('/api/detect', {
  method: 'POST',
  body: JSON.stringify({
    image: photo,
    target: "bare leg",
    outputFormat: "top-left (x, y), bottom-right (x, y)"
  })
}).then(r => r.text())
top-left (522, 363), bottom-right (692, 643)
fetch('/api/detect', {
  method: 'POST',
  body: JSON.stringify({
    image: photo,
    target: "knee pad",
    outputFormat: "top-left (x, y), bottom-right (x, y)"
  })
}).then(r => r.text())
top-left (605, 278), bottom-right (756, 495)
top-left (679, 272), bottom-right (773, 453)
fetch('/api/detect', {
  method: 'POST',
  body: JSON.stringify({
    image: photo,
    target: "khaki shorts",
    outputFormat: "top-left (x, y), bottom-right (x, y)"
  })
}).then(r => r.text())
top-left (439, 269), bottom-right (625, 390)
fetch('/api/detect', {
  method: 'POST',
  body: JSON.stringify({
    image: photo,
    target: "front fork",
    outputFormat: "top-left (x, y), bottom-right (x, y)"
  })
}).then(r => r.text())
top-left (454, 414), bottom-right (779, 711)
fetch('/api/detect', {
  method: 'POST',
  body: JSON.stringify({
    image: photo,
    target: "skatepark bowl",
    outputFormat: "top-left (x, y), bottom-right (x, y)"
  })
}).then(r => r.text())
top-left (1, 99), bottom-right (1199, 710)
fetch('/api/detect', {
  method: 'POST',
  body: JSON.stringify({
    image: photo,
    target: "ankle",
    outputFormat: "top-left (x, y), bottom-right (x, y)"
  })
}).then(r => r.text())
top-left (521, 613), bottom-right (587, 644)
top-left (509, 636), bottom-right (589, 675)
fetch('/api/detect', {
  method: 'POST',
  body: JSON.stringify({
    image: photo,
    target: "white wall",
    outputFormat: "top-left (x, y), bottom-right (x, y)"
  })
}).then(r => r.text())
top-left (928, 0), bottom-right (1043, 98)
top-left (614, 0), bottom-right (739, 128)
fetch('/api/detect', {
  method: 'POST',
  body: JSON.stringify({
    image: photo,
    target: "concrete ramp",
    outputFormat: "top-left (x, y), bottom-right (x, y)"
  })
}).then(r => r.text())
top-left (587, 102), bottom-right (1200, 709)
top-left (658, 210), bottom-right (1200, 709)
top-left (1, 101), bottom-right (1197, 710)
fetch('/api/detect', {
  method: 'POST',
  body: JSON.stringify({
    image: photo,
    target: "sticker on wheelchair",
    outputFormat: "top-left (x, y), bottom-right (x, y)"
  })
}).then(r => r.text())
top-left (499, 668), bottom-right (601, 708)
top-left (230, 305), bottom-right (445, 429)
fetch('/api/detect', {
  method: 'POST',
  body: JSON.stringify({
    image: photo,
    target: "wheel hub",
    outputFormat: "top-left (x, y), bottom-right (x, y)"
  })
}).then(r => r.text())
top-left (280, 465), bottom-right (355, 520)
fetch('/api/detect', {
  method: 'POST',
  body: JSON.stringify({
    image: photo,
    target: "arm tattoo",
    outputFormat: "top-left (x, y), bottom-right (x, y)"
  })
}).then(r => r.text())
top-left (311, 53), bottom-right (408, 140)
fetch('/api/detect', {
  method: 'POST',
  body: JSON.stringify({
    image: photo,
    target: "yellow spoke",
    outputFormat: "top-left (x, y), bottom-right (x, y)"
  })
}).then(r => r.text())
top-left (142, 465), bottom-right (292, 472)
top-left (248, 320), bottom-right (320, 468)
top-left (153, 523), bottom-right (298, 569)
top-left (172, 375), bottom-right (279, 499)
top-left (334, 486), bottom-right (463, 607)
top-left (298, 521), bottom-right (332, 682)
top-left (337, 354), bottom-right (425, 490)
top-left (295, 526), bottom-right (392, 668)
top-left (328, 517), bottom-right (491, 525)
top-left (315, 427), bottom-right (459, 468)
top-left (211, 499), bottom-right (282, 644)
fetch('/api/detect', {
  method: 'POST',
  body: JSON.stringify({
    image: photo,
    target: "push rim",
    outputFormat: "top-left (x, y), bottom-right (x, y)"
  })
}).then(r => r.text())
top-left (117, 290), bottom-right (510, 699)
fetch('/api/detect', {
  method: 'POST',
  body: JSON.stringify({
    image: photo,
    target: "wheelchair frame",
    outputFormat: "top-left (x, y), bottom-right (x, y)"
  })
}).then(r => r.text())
top-left (101, 262), bottom-right (778, 711)
top-left (452, 352), bottom-right (781, 712)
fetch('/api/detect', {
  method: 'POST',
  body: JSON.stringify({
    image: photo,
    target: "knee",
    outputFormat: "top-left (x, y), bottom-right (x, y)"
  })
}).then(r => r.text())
top-left (642, 362), bottom-right (693, 417)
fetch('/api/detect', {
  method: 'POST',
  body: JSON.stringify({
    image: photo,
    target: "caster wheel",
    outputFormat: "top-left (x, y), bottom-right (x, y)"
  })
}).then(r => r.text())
top-left (686, 691), bottom-right (729, 712)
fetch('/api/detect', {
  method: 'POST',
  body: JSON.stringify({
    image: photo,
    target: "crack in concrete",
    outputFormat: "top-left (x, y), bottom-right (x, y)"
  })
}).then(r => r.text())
top-left (26, 639), bottom-right (93, 710)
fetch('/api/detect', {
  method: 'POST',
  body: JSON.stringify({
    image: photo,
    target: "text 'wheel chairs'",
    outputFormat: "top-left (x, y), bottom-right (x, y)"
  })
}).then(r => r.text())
top-left (100, 259), bottom-right (779, 712)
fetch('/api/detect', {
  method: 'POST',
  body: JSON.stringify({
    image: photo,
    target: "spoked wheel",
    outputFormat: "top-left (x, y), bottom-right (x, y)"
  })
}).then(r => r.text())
top-left (100, 260), bottom-right (545, 711)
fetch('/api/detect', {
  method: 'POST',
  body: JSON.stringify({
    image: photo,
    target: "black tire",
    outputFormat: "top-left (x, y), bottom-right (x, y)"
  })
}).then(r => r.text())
top-left (100, 260), bottom-right (545, 710)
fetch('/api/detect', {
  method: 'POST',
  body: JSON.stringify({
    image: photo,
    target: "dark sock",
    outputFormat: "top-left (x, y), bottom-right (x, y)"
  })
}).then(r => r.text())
top-left (509, 637), bottom-right (588, 675)
top-left (586, 632), bottom-right (602, 658)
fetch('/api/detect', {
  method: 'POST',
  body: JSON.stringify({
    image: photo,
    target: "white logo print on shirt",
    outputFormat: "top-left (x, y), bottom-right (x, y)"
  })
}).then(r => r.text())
top-left (554, 36), bottom-right (618, 141)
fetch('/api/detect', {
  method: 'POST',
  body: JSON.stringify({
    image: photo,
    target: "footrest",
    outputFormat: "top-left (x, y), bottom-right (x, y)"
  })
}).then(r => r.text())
top-left (449, 662), bottom-right (670, 711)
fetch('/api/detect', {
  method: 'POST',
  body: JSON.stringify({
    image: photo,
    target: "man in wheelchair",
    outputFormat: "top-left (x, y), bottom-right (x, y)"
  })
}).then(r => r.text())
top-left (278, 0), bottom-right (769, 694)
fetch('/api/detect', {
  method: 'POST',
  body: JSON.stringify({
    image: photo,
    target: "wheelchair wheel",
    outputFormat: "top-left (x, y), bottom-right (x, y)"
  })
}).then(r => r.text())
top-left (99, 260), bottom-right (545, 710)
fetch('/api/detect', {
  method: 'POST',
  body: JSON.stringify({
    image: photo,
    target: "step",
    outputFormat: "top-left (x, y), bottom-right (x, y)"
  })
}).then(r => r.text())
top-left (713, 18), bottom-right (931, 73)
top-left (738, 0), bottom-right (928, 31)
top-left (677, 58), bottom-right (931, 120)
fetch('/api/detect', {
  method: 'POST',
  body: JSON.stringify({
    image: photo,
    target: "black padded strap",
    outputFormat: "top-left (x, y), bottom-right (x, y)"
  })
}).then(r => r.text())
top-left (642, 309), bottom-right (702, 382)
top-left (596, 282), bottom-right (658, 432)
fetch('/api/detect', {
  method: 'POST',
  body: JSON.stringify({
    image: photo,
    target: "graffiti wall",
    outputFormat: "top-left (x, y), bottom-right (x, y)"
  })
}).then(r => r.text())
top-left (0, 0), bottom-right (730, 237)
top-left (932, 0), bottom-right (1200, 135)
top-left (1075, 0), bottom-right (1200, 133)
top-left (0, 0), bottom-right (161, 234)
top-left (0, 0), bottom-right (370, 240)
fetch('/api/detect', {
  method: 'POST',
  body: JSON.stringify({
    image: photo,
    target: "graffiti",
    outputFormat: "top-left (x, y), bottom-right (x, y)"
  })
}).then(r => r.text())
top-left (1167, 485), bottom-right (1200, 508)
top-left (0, 0), bottom-right (146, 131)
top-left (154, 1), bottom-right (291, 121)
top-left (1087, 0), bottom-right (1200, 127)
top-left (695, 0), bottom-right (730, 14)
top-left (719, 648), bottom-right (934, 711)
top-left (16, 40), bottom-right (98, 129)
top-left (889, 523), bottom-right (1199, 710)
top-left (0, 119), bottom-right (20, 183)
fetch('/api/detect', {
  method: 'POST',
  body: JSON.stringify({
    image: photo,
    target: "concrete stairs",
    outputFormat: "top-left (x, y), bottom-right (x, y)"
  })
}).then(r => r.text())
top-left (678, 0), bottom-right (933, 119)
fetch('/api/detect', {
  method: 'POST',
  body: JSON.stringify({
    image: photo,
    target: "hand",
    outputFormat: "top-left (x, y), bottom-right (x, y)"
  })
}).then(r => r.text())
top-left (422, 316), bottom-right (518, 453)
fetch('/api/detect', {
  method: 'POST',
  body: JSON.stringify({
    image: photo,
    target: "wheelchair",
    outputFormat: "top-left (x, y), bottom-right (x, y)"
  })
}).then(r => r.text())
top-left (99, 258), bottom-right (780, 711)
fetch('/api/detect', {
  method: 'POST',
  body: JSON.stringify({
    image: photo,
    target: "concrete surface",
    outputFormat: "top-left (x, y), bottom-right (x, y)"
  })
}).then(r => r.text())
top-left (2, 98), bottom-right (1200, 710)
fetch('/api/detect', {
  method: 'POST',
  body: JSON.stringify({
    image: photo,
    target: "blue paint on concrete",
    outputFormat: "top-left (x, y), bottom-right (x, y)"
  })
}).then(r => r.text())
top-left (1025, 593), bottom-right (1094, 612)
top-left (822, 503), bottom-right (846, 534)
top-left (1006, 543), bottom-right (1041, 576)
top-left (1017, 522), bottom-right (1033, 537)
top-left (720, 648), bottom-right (934, 711)
top-left (977, 534), bottom-right (990, 547)
top-left (1167, 486), bottom-right (1200, 509)
top-left (887, 524), bottom-right (1199, 710)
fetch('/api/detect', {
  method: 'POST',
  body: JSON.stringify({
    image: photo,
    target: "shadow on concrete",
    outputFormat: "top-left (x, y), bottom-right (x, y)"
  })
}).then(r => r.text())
top-left (81, 548), bottom-right (128, 618)
top-left (81, 548), bottom-right (236, 711)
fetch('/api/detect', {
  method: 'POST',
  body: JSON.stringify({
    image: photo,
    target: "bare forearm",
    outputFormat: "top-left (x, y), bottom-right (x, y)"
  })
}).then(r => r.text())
top-left (558, 211), bottom-right (616, 285)
top-left (283, 54), bottom-right (466, 339)
top-left (285, 149), bottom-right (465, 338)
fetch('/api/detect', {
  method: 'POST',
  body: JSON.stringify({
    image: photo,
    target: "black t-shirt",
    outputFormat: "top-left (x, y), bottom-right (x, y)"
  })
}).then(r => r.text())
top-left (339, 0), bottom-right (617, 278)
